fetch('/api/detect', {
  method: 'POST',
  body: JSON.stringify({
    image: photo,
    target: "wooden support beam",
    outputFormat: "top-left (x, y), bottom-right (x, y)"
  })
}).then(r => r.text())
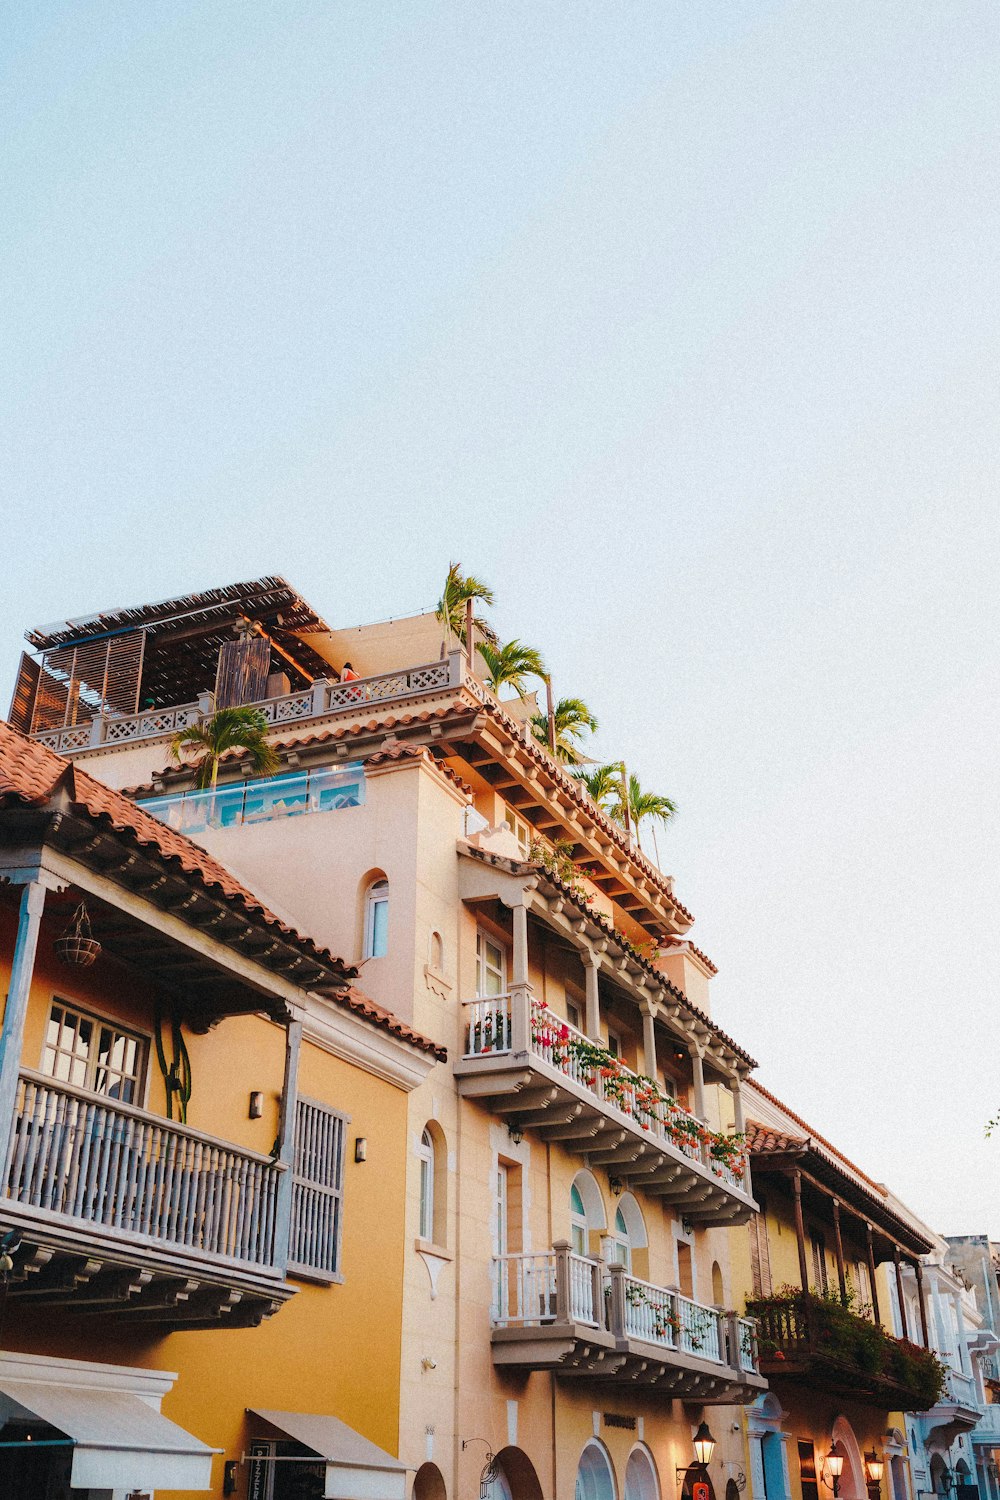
top-left (792, 1170), bottom-right (810, 1293)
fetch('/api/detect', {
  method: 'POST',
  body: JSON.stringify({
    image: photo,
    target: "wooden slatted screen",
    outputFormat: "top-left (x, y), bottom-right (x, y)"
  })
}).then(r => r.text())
top-left (289, 1097), bottom-right (347, 1278)
top-left (32, 631), bottom-right (145, 731)
top-left (7, 653), bottom-right (41, 733)
top-left (214, 635), bottom-right (271, 709)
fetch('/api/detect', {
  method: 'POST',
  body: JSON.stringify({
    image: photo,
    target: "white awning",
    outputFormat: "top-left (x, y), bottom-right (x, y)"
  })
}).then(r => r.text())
top-left (0, 1379), bottom-right (217, 1492)
top-left (249, 1408), bottom-right (409, 1500)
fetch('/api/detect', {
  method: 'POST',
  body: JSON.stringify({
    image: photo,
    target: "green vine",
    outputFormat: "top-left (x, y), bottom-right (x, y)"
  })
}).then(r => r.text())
top-left (154, 1007), bottom-right (192, 1124)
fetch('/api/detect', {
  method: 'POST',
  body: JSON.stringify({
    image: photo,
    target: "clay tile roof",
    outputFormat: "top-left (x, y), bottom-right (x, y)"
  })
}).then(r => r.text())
top-left (744, 1119), bottom-right (807, 1155)
top-left (363, 744), bottom-right (474, 798)
top-left (0, 721), bottom-right (445, 1061)
top-left (660, 934), bottom-right (718, 975)
top-left (341, 988), bottom-right (446, 1060)
top-left (746, 1080), bottom-right (887, 1195)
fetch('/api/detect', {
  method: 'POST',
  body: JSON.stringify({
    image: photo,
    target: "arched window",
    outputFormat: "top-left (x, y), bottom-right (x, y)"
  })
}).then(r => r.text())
top-left (608, 1193), bottom-right (646, 1273)
top-left (428, 930), bottom-right (444, 971)
top-left (712, 1260), bottom-right (725, 1306)
top-left (364, 879), bottom-right (389, 958)
top-left (418, 1129), bottom-right (435, 1241)
top-left (624, 1448), bottom-right (659, 1500)
top-left (571, 1183), bottom-right (589, 1256)
top-left (576, 1443), bottom-right (617, 1500)
top-left (613, 1207), bottom-right (632, 1271)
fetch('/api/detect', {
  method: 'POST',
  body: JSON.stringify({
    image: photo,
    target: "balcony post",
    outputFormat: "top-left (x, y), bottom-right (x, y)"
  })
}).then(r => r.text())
top-left (893, 1247), bottom-right (910, 1340)
top-left (196, 690), bottom-right (215, 717)
top-left (792, 1170), bottom-right (810, 1293)
top-left (510, 984), bottom-right (531, 1056)
top-left (553, 1240), bottom-right (572, 1323)
top-left (511, 902), bottom-right (529, 987)
top-left (0, 879), bottom-right (47, 1182)
top-left (310, 678), bottom-right (331, 716)
top-left (606, 1261), bottom-right (627, 1339)
top-left (89, 713), bottom-right (106, 746)
top-left (583, 952), bottom-right (601, 1040)
top-left (866, 1223), bottom-right (882, 1327)
top-left (729, 1076), bottom-right (746, 1133)
top-left (640, 1001), bottom-right (657, 1079)
top-left (725, 1311), bottom-right (743, 1371)
top-left (273, 1015), bottom-right (303, 1271)
top-left (832, 1199), bottom-right (848, 1303)
top-left (914, 1258), bottom-right (931, 1348)
top-left (689, 1045), bottom-right (706, 1120)
top-left (447, 648), bottom-right (465, 686)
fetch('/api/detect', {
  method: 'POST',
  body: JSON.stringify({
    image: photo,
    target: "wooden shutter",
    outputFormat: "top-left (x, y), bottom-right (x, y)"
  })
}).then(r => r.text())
top-left (289, 1097), bottom-right (347, 1277)
top-left (214, 635), bottom-right (271, 709)
top-left (7, 653), bottom-right (40, 733)
top-left (32, 631), bottom-right (145, 730)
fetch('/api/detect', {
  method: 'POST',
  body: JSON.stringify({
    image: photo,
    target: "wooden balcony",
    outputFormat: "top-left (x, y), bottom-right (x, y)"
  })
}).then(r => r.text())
top-left (491, 1243), bottom-right (765, 1403)
top-left (454, 989), bottom-right (755, 1225)
top-left (0, 1072), bottom-right (292, 1329)
top-left (748, 1292), bottom-right (946, 1411)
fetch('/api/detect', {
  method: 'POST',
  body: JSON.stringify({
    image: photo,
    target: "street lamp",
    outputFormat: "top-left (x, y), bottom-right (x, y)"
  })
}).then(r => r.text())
top-left (825, 1446), bottom-right (845, 1499)
top-left (865, 1455), bottom-right (884, 1490)
top-left (693, 1424), bottom-right (717, 1469)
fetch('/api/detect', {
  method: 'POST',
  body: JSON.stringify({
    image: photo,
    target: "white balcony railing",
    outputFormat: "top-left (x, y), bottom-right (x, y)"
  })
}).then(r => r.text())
top-left (492, 1247), bottom-right (759, 1376)
top-left (4, 1072), bottom-right (283, 1270)
top-left (462, 990), bottom-right (748, 1190)
top-left (32, 659), bottom-right (461, 753)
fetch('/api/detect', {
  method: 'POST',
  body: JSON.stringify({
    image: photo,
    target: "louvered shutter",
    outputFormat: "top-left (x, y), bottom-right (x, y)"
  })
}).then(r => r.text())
top-left (7, 653), bottom-right (40, 733)
top-left (289, 1097), bottom-right (347, 1278)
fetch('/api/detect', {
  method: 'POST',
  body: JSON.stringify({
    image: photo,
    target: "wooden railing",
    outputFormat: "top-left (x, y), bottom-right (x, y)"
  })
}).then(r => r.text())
top-left (4, 1072), bottom-right (283, 1270)
top-left (461, 989), bottom-right (749, 1191)
top-left (492, 1246), bottom-right (758, 1373)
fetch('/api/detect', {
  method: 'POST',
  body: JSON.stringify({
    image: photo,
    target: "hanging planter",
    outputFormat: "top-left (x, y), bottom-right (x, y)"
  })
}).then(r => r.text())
top-left (54, 903), bottom-right (101, 968)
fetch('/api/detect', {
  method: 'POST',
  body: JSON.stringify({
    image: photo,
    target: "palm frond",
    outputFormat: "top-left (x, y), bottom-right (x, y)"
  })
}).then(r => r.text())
top-left (436, 562), bottom-right (495, 643)
top-left (477, 639), bottom-right (547, 695)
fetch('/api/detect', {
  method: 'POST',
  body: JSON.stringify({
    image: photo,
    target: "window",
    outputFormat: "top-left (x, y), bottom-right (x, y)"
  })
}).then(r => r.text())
top-left (676, 1240), bottom-right (693, 1298)
top-left (576, 1443), bottom-right (616, 1500)
top-left (612, 1207), bottom-right (632, 1272)
top-left (42, 1001), bottom-right (146, 1103)
top-left (417, 1129), bottom-right (435, 1241)
top-left (567, 1001), bottom-right (581, 1032)
top-left (364, 880), bottom-right (389, 958)
top-left (289, 1098), bottom-right (347, 1278)
top-left (795, 1444), bottom-right (818, 1500)
top-left (476, 931), bottom-right (506, 998)
top-left (810, 1231), bottom-right (829, 1294)
top-left (504, 809), bottom-right (532, 857)
top-left (570, 1183), bottom-right (589, 1256)
top-left (607, 1030), bottom-right (621, 1060)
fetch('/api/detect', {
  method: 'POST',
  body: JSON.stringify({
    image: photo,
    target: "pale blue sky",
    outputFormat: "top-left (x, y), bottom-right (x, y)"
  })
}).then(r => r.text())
top-left (3, 3), bottom-right (999, 1232)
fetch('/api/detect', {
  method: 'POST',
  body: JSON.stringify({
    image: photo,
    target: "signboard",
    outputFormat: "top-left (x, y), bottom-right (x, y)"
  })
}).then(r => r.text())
top-left (693, 1481), bottom-right (711, 1500)
top-left (248, 1440), bottom-right (274, 1500)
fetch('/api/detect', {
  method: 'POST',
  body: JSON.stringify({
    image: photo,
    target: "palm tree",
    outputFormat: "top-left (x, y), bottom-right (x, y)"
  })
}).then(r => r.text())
top-left (571, 763), bottom-right (621, 809)
top-left (436, 562), bottom-right (495, 645)
top-left (477, 639), bottom-right (547, 696)
top-left (531, 696), bottom-right (598, 761)
top-left (170, 706), bottom-right (279, 791)
top-left (611, 772), bottom-right (678, 851)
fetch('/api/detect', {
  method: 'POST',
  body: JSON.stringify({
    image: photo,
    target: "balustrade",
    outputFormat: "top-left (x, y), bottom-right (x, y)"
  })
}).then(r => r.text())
top-left (461, 989), bottom-right (748, 1190)
top-left (5, 1072), bottom-right (282, 1269)
top-left (490, 1246), bottom-right (757, 1376)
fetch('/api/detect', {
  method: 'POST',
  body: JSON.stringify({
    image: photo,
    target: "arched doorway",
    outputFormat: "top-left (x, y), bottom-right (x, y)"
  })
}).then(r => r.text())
top-left (624, 1446), bottom-right (659, 1500)
top-left (576, 1441), bottom-right (617, 1500)
top-left (831, 1418), bottom-right (867, 1500)
top-left (414, 1463), bottom-right (447, 1500)
top-left (930, 1456), bottom-right (951, 1497)
top-left (486, 1448), bottom-right (544, 1500)
top-left (748, 1394), bottom-right (790, 1500)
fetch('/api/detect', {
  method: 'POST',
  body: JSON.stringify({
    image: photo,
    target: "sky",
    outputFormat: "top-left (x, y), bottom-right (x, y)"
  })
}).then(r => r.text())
top-left (3, 2), bottom-right (999, 1234)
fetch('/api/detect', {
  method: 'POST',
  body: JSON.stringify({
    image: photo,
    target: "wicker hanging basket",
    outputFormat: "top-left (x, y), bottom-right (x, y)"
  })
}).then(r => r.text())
top-left (54, 902), bottom-right (101, 968)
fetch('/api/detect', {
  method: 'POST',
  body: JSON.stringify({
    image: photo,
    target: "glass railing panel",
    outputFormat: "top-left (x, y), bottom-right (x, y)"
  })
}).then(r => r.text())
top-left (138, 765), bottom-right (365, 832)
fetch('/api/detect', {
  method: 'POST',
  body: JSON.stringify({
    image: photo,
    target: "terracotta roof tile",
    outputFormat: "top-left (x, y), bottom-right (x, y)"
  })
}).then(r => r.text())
top-left (744, 1118), bottom-right (807, 1155)
top-left (660, 934), bottom-right (719, 975)
top-left (0, 721), bottom-right (444, 1061)
top-left (746, 1080), bottom-right (886, 1195)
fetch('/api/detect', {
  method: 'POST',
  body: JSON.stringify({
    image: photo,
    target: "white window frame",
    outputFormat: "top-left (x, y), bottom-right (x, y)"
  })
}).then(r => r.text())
top-left (612, 1205), bottom-right (632, 1272)
top-left (476, 930), bottom-right (507, 998)
top-left (41, 999), bottom-right (148, 1105)
top-left (417, 1128), bottom-right (435, 1242)
top-left (570, 1182), bottom-right (589, 1257)
top-left (364, 879), bottom-right (390, 959)
top-left (504, 808), bottom-right (531, 857)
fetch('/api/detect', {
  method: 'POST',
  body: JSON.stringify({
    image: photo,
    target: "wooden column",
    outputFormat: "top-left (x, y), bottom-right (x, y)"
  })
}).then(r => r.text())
top-left (914, 1258), bottom-right (931, 1348)
top-left (893, 1246), bottom-right (910, 1340)
top-left (866, 1223), bottom-right (882, 1327)
top-left (792, 1170), bottom-right (810, 1292)
top-left (584, 954), bottom-right (601, 1040)
top-left (273, 1016), bottom-right (303, 1270)
top-left (0, 880), bottom-right (46, 1181)
top-left (831, 1198), bottom-right (848, 1303)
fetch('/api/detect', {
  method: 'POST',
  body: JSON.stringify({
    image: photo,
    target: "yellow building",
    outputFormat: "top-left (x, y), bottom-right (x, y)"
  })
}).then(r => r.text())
top-left (730, 1082), bottom-right (944, 1500)
top-left (0, 720), bottom-right (442, 1498)
top-left (9, 579), bottom-right (773, 1500)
